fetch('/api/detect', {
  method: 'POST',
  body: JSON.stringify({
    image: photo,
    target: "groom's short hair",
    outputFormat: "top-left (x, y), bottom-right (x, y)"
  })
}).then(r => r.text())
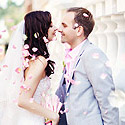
top-left (67, 7), bottom-right (95, 38)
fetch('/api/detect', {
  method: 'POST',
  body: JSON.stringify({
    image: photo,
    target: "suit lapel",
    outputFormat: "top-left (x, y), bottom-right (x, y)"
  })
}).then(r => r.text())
top-left (66, 39), bottom-right (91, 93)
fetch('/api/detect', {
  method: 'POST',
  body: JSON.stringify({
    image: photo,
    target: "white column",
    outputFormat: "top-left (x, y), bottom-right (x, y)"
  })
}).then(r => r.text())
top-left (95, 1), bottom-right (105, 17)
top-left (101, 16), bottom-right (118, 67)
top-left (95, 18), bottom-right (107, 53)
top-left (105, 0), bottom-right (117, 15)
top-left (111, 14), bottom-right (125, 72)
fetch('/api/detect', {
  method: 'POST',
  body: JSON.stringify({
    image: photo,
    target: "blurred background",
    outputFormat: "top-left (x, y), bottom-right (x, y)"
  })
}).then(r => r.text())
top-left (0, 0), bottom-right (125, 124)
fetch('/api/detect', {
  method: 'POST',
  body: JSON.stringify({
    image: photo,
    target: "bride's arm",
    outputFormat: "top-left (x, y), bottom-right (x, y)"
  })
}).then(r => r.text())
top-left (18, 56), bottom-right (59, 124)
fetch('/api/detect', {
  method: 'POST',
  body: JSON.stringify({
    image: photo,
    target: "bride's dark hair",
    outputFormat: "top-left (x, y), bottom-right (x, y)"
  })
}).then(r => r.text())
top-left (24, 11), bottom-right (55, 77)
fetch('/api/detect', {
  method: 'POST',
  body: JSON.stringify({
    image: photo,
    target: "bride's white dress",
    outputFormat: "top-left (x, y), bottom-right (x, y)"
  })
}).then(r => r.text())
top-left (0, 76), bottom-right (51, 125)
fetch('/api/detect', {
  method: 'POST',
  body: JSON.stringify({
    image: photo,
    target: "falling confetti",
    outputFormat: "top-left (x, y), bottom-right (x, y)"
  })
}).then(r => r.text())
top-left (29, 98), bottom-right (34, 103)
top-left (100, 73), bottom-right (107, 79)
top-left (0, 34), bottom-right (2, 39)
top-left (1, 30), bottom-right (6, 32)
top-left (3, 65), bottom-right (8, 68)
top-left (12, 45), bottom-right (17, 49)
top-left (43, 36), bottom-right (49, 43)
top-left (24, 44), bottom-right (29, 49)
top-left (105, 61), bottom-right (112, 68)
top-left (28, 75), bottom-right (33, 80)
top-left (10, 25), bottom-right (17, 31)
top-left (92, 53), bottom-right (99, 59)
top-left (15, 67), bottom-right (21, 74)
top-left (0, 47), bottom-right (4, 53)
top-left (34, 32), bottom-right (39, 38)
top-left (23, 34), bottom-right (28, 41)
top-left (32, 47), bottom-right (38, 52)
top-left (83, 13), bottom-right (89, 17)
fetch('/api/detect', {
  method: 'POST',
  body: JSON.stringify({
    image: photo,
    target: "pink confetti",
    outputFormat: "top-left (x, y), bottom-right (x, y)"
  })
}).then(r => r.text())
top-left (1, 30), bottom-right (6, 32)
top-left (24, 44), bottom-right (29, 49)
top-left (43, 36), bottom-right (49, 43)
top-left (20, 77), bottom-right (24, 83)
top-left (92, 53), bottom-right (99, 59)
top-left (20, 84), bottom-right (27, 89)
top-left (83, 111), bottom-right (87, 115)
top-left (60, 110), bottom-right (64, 114)
top-left (73, 81), bottom-right (81, 85)
top-left (28, 75), bottom-right (33, 80)
top-left (15, 67), bottom-right (21, 74)
top-left (10, 25), bottom-right (17, 31)
top-left (32, 47), bottom-right (38, 52)
top-left (0, 47), bottom-right (4, 53)
top-left (13, 81), bottom-right (16, 84)
top-left (66, 93), bottom-right (69, 96)
top-left (12, 45), bottom-right (16, 49)
top-left (104, 110), bottom-right (108, 114)
top-left (13, 98), bottom-right (18, 105)
top-left (64, 108), bottom-right (69, 113)
top-left (29, 98), bottom-right (34, 103)
top-left (100, 73), bottom-right (107, 79)
top-left (23, 34), bottom-right (28, 41)
top-left (83, 13), bottom-right (89, 17)
top-left (0, 34), bottom-right (2, 39)
top-left (31, 55), bottom-right (36, 60)
top-left (3, 65), bottom-right (8, 68)
top-left (6, 18), bottom-right (14, 23)
top-left (22, 49), bottom-right (30, 57)
top-left (105, 61), bottom-right (111, 68)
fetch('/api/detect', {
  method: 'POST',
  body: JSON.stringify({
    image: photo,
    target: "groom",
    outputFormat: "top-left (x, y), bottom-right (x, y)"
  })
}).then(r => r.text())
top-left (56, 7), bottom-right (119, 125)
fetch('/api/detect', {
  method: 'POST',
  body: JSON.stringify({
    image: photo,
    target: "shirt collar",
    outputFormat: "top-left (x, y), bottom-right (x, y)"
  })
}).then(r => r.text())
top-left (68, 39), bottom-right (87, 59)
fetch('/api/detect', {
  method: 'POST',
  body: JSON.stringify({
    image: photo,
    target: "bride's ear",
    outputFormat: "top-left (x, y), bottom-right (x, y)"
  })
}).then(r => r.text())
top-left (76, 26), bottom-right (84, 37)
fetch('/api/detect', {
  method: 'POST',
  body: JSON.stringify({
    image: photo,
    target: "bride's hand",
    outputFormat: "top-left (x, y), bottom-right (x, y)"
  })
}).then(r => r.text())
top-left (52, 113), bottom-right (59, 125)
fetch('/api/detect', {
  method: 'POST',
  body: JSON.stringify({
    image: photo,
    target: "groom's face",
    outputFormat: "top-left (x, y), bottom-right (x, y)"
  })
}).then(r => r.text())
top-left (59, 12), bottom-right (77, 46)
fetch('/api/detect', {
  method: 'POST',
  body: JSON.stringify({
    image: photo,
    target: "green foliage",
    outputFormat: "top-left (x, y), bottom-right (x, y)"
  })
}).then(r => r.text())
top-left (0, 0), bottom-right (24, 29)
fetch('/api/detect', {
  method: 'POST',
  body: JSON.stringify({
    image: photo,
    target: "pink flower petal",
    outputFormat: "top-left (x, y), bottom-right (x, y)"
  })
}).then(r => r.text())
top-left (24, 44), bottom-right (29, 49)
top-left (83, 111), bottom-right (87, 115)
top-left (43, 36), bottom-right (49, 43)
top-left (3, 65), bottom-right (8, 68)
top-left (12, 45), bottom-right (16, 49)
top-left (28, 75), bottom-right (33, 79)
top-left (1, 30), bottom-right (6, 32)
top-left (20, 84), bottom-right (27, 89)
top-left (32, 47), bottom-right (38, 52)
top-left (64, 108), bottom-right (69, 113)
top-left (92, 53), bottom-right (99, 59)
top-left (13, 98), bottom-right (18, 105)
top-left (0, 34), bottom-right (2, 39)
top-left (22, 49), bottom-right (30, 57)
top-left (100, 73), bottom-right (107, 79)
top-left (6, 18), bottom-right (14, 23)
top-left (105, 61), bottom-right (111, 68)
top-left (29, 98), bottom-right (34, 103)
top-left (23, 34), bottom-right (28, 41)
top-left (10, 25), bottom-right (17, 31)
top-left (15, 67), bottom-right (21, 74)
top-left (0, 47), bottom-right (4, 53)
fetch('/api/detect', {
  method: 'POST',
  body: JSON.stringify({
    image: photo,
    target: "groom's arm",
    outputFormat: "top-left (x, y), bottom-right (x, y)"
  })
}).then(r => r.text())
top-left (84, 48), bottom-right (119, 125)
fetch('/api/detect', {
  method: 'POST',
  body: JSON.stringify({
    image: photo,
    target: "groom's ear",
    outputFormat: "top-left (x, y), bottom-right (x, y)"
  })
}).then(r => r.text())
top-left (76, 26), bottom-right (84, 37)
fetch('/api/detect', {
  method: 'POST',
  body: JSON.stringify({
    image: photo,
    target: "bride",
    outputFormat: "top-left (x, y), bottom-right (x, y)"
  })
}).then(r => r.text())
top-left (0, 11), bottom-right (59, 125)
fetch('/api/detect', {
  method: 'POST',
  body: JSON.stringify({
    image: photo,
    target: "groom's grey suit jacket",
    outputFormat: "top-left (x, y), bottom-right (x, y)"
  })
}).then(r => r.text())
top-left (56, 39), bottom-right (119, 125)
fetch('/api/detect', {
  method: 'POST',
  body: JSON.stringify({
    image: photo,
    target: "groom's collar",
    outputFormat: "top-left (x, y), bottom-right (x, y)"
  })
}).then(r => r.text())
top-left (68, 39), bottom-right (88, 59)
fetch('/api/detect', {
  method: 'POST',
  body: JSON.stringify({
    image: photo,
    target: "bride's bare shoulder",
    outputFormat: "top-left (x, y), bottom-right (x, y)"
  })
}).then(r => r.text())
top-left (29, 56), bottom-right (47, 68)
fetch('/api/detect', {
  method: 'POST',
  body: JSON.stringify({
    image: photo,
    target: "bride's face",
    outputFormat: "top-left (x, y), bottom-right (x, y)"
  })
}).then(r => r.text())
top-left (48, 23), bottom-right (57, 41)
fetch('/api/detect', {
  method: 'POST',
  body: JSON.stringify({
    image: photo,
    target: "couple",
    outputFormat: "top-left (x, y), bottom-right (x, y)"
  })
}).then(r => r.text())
top-left (0, 7), bottom-right (119, 125)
